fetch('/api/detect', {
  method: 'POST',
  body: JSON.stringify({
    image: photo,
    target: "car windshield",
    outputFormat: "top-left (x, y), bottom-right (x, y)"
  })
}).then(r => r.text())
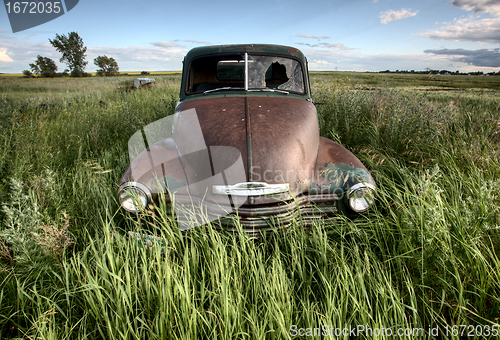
top-left (186, 54), bottom-right (305, 94)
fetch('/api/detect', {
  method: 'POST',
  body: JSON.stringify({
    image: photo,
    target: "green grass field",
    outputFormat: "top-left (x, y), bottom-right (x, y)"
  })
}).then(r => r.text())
top-left (0, 72), bottom-right (499, 339)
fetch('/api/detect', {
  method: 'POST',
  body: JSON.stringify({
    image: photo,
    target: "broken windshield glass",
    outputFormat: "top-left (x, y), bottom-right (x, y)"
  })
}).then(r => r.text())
top-left (248, 55), bottom-right (305, 93)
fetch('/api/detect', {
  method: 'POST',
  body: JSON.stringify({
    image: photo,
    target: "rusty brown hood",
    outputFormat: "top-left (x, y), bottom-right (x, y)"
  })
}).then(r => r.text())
top-left (174, 96), bottom-right (320, 201)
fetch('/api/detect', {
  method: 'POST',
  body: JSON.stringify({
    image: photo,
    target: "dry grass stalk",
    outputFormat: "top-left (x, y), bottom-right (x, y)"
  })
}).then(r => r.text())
top-left (35, 213), bottom-right (74, 265)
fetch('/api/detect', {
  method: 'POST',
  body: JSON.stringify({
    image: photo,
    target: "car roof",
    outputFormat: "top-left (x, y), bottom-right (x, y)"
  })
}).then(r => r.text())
top-left (183, 44), bottom-right (307, 63)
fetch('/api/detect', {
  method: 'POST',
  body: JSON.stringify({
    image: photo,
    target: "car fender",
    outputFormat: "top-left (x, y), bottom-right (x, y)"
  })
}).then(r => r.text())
top-left (311, 137), bottom-right (375, 197)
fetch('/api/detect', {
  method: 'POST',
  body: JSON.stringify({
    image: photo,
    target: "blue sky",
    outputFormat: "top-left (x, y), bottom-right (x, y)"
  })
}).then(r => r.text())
top-left (1, 0), bottom-right (500, 73)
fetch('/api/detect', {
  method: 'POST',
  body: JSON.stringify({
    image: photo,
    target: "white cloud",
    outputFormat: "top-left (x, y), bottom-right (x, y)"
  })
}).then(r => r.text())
top-left (87, 45), bottom-right (187, 71)
top-left (300, 47), bottom-right (500, 72)
top-left (424, 48), bottom-right (500, 67)
top-left (0, 48), bottom-right (13, 62)
top-left (418, 1), bottom-right (500, 44)
top-left (296, 34), bottom-right (331, 40)
top-left (312, 59), bottom-right (333, 64)
top-left (183, 40), bottom-right (213, 45)
top-left (0, 34), bottom-right (187, 72)
top-left (0, 37), bottom-right (60, 70)
top-left (295, 35), bottom-right (354, 50)
top-left (418, 17), bottom-right (500, 43)
top-left (322, 43), bottom-right (354, 50)
top-left (379, 9), bottom-right (418, 24)
top-left (1, 32), bottom-right (498, 74)
top-left (449, 0), bottom-right (500, 16)
top-left (295, 42), bottom-right (354, 50)
top-left (150, 41), bottom-right (182, 48)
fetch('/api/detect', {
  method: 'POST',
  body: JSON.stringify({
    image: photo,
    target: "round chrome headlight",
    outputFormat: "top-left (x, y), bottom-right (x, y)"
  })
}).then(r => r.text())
top-left (345, 183), bottom-right (376, 213)
top-left (118, 182), bottom-right (151, 213)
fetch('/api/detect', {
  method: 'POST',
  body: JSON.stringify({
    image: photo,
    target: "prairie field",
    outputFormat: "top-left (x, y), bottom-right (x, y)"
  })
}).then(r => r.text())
top-left (0, 72), bottom-right (499, 339)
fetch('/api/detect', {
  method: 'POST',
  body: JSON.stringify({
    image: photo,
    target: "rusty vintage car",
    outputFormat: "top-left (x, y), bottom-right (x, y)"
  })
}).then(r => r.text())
top-left (118, 44), bottom-right (376, 235)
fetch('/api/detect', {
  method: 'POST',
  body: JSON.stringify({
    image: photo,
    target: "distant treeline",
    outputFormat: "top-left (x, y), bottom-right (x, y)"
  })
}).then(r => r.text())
top-left (379, 69), bottom-right (500, 76)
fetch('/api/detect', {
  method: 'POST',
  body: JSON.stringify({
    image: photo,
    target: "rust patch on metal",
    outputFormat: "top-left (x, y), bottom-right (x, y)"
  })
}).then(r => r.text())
top-left (314, 137), bottom-right (368, 171)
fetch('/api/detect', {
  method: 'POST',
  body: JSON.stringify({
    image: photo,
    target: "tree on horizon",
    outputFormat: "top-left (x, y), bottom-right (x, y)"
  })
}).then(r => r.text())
top-left (49, 32), bottom-right (88, 77)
